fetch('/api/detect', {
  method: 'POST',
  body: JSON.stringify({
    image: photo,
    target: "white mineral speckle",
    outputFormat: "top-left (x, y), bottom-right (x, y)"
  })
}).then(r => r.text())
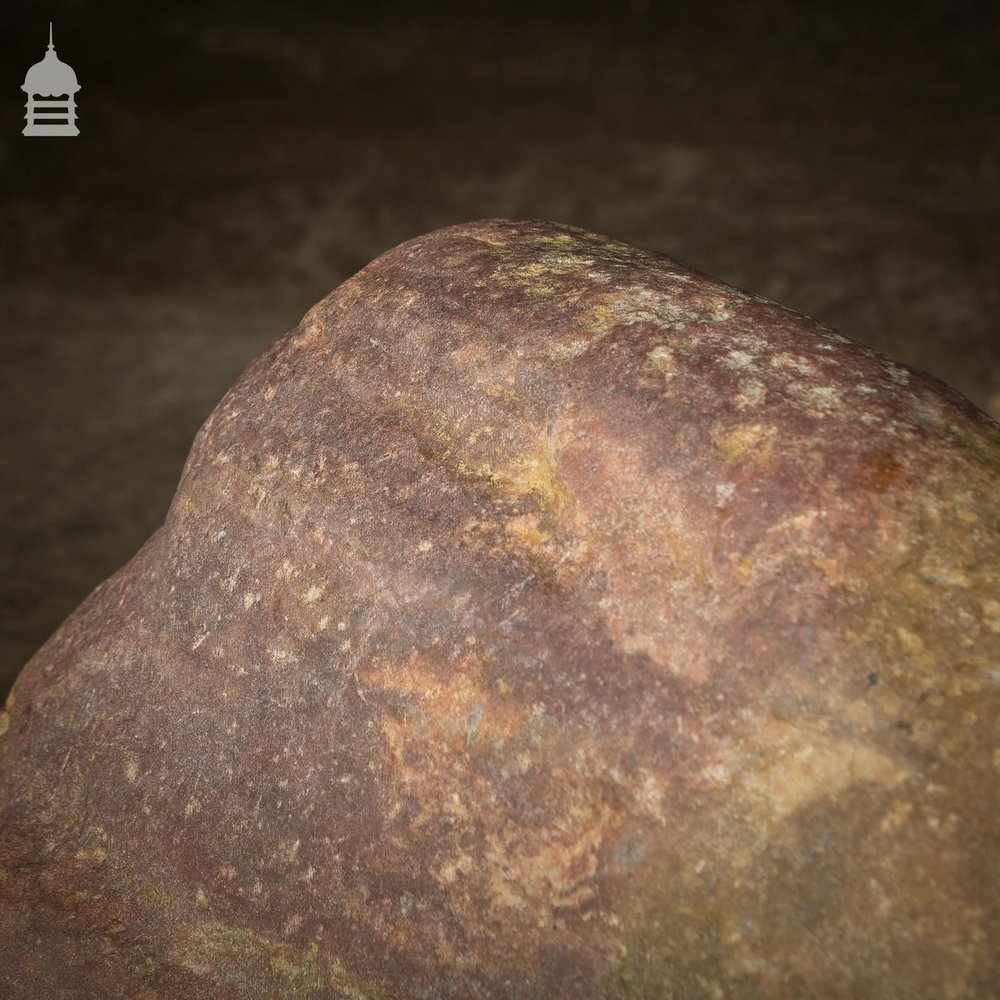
top-left (634, 769), bottom-right (668, 822)
top-left (809, 385), bottom-right (843, 409)
top-left (715, 482), bottom-right (736, 507)
top-left (551, 339), bottom-right (589, 358)
top-left (723, 349), bottom-right (756, 371)
top-left (647, 345), bottom-right (676, 374)
top-left (699, 762), bottom-right (732, 786)
top-left (735, 380), bottom-right (766, 408)
top-left (303, 585), bottom-right (323, 603)
top-left (730, 331), bottom-right (767, 351)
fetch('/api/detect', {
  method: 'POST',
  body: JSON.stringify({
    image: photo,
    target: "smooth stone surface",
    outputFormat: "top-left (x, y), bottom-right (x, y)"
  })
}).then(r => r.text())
top-left (2, 219), bottom-right (998, 998)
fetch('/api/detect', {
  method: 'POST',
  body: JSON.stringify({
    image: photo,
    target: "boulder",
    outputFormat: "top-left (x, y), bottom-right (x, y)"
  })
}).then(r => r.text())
top-left (1, 219), bottom-right (998, 999)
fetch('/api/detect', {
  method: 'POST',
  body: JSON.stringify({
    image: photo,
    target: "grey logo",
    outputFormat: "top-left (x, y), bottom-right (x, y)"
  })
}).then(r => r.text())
top-left (22, 23), bottom-right (80, 137)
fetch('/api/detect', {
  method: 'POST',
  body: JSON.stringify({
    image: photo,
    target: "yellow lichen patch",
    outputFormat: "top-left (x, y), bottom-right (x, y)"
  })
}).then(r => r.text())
top-left (504, 252), bottom-right (594, 287)
top-left (455, 432), bottom-right (574, 517)
top-left (172, 495), bottom-right (198, 521)
top-left (896, 626), bottom-right (925, 655)
top-left (506, 513), bottom-right (550, 551)
top-left (508, 262), bottom-right (553, 280)
top-left (506, 451), bottom-right (572, 512)
top-left (483, 383), bottom-right (520, 404)
top-left (472, 232), bottom-right (511, 249)
top-left (712, 423), bottom-right (777, 464)
top-left (582, 301), bottom-right (619, 335)
top-left (581, 293), bottom-right (665, 335)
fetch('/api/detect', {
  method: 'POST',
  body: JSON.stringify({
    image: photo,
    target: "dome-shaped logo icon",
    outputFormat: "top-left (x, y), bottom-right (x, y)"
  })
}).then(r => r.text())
top-left (22, 23), bottom-right (80, 137)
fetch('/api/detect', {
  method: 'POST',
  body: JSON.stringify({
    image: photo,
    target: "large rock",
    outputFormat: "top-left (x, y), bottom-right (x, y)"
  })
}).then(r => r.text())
top-left (1, 219), bottom-right (998, 999)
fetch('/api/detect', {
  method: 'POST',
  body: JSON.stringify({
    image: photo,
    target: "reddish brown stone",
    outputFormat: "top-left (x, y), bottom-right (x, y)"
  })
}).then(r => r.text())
top-left (1, 219), bottom-right (998, 998)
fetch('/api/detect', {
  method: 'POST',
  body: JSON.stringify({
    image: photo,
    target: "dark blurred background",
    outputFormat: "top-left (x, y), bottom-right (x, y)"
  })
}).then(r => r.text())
top-left (2, 0), bottom-right (998, 697)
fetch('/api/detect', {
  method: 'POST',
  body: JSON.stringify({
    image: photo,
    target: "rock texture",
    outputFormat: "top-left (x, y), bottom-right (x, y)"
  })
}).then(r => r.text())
top-left (1, 219), bottom-right (998, 999)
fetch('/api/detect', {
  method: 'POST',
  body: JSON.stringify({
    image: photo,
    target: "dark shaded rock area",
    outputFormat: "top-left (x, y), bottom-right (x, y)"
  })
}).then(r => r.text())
top-left (1, 219), bottom-right (998, 998)
top-left (2, 0), bottom-right (999, 696)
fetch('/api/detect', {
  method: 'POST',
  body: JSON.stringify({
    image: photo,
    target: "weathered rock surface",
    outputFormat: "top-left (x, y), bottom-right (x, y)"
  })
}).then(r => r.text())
top-left (1, 219), bottom-right (998, 999)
